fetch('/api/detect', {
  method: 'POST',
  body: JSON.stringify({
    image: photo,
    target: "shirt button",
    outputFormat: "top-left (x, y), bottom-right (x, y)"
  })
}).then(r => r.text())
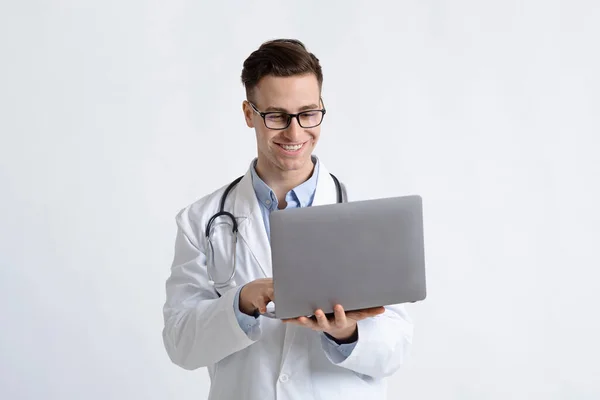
top-left (279, 374), bottom-right (289, 383)
top-left (265, 200), bottom-right (271, 205)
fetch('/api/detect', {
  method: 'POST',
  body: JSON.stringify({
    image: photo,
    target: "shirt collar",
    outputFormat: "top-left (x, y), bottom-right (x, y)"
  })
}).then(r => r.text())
top-left (250, 156), bottom-right (320, 209)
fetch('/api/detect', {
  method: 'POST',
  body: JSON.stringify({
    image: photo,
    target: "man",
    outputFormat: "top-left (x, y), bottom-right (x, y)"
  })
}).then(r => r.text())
top-left (162, 39), bottom-right (413, 399)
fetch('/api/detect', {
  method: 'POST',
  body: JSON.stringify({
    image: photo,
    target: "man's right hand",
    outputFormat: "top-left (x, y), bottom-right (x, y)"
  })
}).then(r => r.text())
top-left (238, 278), bottom-right (274, 316)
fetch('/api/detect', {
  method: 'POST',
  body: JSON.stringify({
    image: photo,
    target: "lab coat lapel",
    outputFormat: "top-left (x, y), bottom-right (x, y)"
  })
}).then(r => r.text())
top-left (311, 161), bottom-right (338, 207)
top-left (231, 168), bottom-right (272, 278)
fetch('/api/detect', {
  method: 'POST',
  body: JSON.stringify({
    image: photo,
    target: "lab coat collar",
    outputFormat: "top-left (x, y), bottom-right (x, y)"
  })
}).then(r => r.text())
top-left (311, 157), bottom-right (338, 207)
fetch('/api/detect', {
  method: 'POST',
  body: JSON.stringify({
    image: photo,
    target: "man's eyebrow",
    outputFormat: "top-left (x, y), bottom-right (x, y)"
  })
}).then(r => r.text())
top-left (299, 103), bottom-right (320, 111)
top-left (264, 103), bottom-right (320, 113)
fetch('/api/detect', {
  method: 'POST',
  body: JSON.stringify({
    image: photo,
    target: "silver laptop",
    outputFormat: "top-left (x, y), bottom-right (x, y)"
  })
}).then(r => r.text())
top-left (269, 195), bottom-right (426, 319)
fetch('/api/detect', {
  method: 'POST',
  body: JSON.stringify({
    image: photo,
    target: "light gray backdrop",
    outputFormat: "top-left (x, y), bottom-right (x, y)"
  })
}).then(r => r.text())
top-left (1, 1), bottom-right (598, 399)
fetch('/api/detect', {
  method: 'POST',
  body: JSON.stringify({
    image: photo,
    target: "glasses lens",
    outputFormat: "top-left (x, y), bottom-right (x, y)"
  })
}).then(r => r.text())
top-left (298, 111), bottom-right (324, 128)
top-left (264, 113), bottom-right (290, 129)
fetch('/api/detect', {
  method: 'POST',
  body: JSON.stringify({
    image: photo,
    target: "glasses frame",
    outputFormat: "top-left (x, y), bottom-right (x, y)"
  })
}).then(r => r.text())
top-left (247, 98), bottom-right (327, 130)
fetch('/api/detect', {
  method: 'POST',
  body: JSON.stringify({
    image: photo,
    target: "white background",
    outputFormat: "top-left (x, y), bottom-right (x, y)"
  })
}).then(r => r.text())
top-left (1, 1), bottom-right (599, 399)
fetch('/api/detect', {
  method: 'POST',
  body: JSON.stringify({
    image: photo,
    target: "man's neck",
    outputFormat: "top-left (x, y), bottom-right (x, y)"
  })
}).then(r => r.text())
top-left (255, 158), bottom-right (315, 208)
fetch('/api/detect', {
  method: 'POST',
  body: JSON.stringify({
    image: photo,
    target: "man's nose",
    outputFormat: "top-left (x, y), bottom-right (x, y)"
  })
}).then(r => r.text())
top-left (283, 117), bottom-right (303, 140)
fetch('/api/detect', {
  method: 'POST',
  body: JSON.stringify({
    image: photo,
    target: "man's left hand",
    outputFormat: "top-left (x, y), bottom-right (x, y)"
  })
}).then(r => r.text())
top-left (282, 304), bottom-right (385, 343)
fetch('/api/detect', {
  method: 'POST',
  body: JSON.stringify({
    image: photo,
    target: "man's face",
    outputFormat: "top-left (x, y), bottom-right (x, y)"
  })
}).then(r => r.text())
top-left (243, 74), bottom-right (322, 176)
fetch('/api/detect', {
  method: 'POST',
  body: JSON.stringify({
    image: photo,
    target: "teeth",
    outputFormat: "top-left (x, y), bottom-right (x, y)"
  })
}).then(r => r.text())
top-left (280, 144), bottom-right (303, 151)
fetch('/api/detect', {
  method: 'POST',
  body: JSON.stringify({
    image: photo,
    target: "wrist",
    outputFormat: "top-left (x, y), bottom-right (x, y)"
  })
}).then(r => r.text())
top-left (327, 324), bottom-right (358, 344)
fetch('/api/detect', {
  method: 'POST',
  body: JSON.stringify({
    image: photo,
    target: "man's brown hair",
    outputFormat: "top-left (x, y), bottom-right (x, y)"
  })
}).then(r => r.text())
top-left (241, 39), bottom-right (323, 101)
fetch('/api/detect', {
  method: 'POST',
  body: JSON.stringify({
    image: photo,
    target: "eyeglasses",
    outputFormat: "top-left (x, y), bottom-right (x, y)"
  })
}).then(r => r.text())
top-left (248, 99), bottom-right (326, 130)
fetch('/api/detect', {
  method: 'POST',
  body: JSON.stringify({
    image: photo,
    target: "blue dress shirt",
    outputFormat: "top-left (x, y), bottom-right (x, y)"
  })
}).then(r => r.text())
top-left (233, 156), bottom-right (357, 358)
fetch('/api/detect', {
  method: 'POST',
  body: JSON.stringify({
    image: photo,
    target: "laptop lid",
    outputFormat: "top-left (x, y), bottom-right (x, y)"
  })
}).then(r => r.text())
top-left (269, 195), bottom-right (426, 319)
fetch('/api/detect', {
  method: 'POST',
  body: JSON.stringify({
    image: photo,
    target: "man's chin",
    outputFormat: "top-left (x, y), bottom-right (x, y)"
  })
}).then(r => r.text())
top-left (277, 158), bottom-right (311, 172)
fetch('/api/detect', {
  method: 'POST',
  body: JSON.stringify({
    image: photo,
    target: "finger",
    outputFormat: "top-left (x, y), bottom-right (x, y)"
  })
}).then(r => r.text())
top-left (314, 309), bottom-right (330, 330)
top-left (333, 304), bottom-right (347, 327)
top-left (355, 306), bottom-right (385, 315)
top-left (266, 287), bottom-right (275, 301)
top-left (297, 316), bottom-right (317, 329)
top-left (367, 306), bottom-right (385, 315)
top-left (255, 298), bottom-right (267, 314)
top-left (261, 293), bottom-right (275, 310)
top-left (374, 306), bottom-right (385, 314)
top-left (347, 306), bottom-right (385, 320)
top-left (282, 316), bottom-right (310, 324)
top-left (346, 311), bottom-right (365, 321)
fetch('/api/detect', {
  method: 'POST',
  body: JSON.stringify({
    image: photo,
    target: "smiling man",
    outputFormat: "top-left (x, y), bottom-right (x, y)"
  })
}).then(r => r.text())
top-left (162, 39), bottom-right (413, 400)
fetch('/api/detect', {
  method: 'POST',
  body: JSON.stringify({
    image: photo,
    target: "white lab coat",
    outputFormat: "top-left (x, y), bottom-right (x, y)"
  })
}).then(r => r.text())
top-left (162, 160), bottom-right (414, 400)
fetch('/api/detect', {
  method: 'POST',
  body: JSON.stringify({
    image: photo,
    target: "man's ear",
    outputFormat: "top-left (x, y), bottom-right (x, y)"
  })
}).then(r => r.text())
top-left (242, 101), bottom-right (255, 128)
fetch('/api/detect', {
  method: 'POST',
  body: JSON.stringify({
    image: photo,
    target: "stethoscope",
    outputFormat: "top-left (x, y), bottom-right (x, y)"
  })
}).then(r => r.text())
top-left (205, 173), bottom-right (344, 297)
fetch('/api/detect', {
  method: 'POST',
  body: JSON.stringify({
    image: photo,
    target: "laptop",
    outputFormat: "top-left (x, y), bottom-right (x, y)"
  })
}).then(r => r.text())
top-left (268, 195), bottom-right (427, 319)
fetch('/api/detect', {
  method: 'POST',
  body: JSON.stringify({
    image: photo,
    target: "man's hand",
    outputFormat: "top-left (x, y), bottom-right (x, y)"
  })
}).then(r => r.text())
top-left (238, 278), bottom-right (274, 316)
top-left (283, 304), bottom-right (385, 343)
